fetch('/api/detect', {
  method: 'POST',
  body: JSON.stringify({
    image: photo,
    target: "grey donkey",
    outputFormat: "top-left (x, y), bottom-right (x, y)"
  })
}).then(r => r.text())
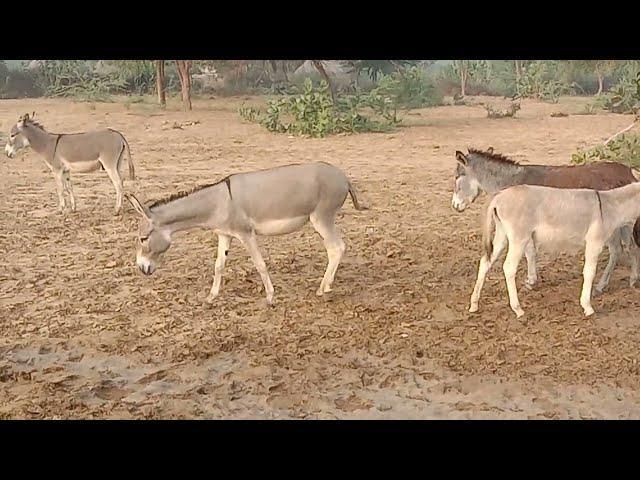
top-left (126, 162), bottom-right (368, 305)
top-left (4, 113), bottom-right (135, 214)
top-left (470, 183), bottom-right (640, 318)
top-left (452, 148), bottom-right (640, 295)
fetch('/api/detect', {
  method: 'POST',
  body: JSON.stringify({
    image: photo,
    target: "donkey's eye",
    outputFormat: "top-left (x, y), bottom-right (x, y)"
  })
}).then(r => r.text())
top-left (139, 236), bottom-right (149, 243)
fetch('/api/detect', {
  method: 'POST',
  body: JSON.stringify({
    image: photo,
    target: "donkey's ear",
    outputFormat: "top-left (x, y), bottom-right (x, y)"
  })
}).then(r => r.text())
top-left (125, 193), bottom-right (152, 219)
top-left (455, 150), bottom-right (468, 165)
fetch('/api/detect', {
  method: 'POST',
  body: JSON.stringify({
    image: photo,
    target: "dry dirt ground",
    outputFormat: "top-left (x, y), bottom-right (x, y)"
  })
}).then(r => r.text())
top-left (2, 95), bottom-right (640, 419)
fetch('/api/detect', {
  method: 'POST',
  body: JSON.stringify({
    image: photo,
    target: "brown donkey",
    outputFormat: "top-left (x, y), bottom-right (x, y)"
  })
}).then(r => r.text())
top-left (452, 148), bottom-right (640, 294)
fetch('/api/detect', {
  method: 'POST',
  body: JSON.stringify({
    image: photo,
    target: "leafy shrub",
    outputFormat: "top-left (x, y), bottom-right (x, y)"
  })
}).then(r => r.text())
top-left (574, 104), bottom-right (599, 116)
top-left (374, 66), bottom-right (443, 109)
top-left (0, 69), bottom-right (41, 99)
top-left (571, 133), bottom-right (640, 169)
top-left (598, 70), bottom-right (640, 114)
top-left (238, 78), bottom-right (400, 137)
top-left (485, 102), bottom-right (521, 118)
top-left (517, 61), bottom-right (569, 103)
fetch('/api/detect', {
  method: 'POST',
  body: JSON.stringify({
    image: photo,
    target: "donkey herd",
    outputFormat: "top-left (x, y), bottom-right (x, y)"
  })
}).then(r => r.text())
top-left (4, 112), bottom-right (640, 319)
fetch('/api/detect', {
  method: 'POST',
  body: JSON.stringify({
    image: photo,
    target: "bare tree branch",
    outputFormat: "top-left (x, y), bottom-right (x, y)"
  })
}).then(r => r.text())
top-left (604, 119), bottom-right (638, 145)
top-left (312, 60), bottom-right (335, 104)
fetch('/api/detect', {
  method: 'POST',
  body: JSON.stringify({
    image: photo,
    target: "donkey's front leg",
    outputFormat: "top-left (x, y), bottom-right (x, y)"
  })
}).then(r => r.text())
top-left (581, 241), bottom-right (604, 316)
top-left (207, 234), bottom-right (231, 303)
top-left (523, 240), bottom-right (538, 290)
top-left (62, 170), bottom-right (76, 212)
top-left (53, 170), bottom-right (67, 213)
top-left (240, 233), bottom-right (275, 306)
top-left (503, 240), bottom-right (527, 318)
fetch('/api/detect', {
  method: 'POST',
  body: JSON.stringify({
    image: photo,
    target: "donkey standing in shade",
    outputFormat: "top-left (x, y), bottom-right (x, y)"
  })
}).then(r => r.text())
top-left (470, 182), bottom-right (640, 318)
top-left (4, 113), bottom-right (135, 214)
top-left (126, 162), bottom-right (368, 305)
top-left (452, 148), bottom-right (640, 294)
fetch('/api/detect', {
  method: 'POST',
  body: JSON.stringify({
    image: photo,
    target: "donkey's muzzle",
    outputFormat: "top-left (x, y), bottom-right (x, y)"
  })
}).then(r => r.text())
top-left (136, 255), bottom-right (156, 276)
top-left (139, 263), bottom-right (155, 275)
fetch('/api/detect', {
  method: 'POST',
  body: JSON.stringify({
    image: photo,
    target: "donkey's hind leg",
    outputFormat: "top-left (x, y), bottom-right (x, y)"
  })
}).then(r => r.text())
top-left (470, 224), bottom-right (507, 313)
top-left (503, 238), bottom-right (528, 318)
top-left (595, 229), bottom-right (622, 295)
top-left (310, 210), bottom-right (345, 296)
top-left (102, 159), bottom-right (124, 215)
top-left (620, 225), bottom-right (640, 288)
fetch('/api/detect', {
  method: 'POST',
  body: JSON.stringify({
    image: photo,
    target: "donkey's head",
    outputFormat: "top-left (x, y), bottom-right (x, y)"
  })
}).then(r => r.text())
top-left (451, 149), bottom-right (486, 212)
top-left (126, 194), bottom-right (172, 276)
top-left (4, 112), bottom-right (35, 158)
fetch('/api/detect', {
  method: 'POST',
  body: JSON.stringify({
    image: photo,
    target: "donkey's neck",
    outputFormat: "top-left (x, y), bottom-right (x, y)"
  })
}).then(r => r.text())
top-left (23, 125), bottom-right (56, 155)
top-left (470, 158), bottom-right (527, 194)
top-left (151, 185), bottom-right (227, 234)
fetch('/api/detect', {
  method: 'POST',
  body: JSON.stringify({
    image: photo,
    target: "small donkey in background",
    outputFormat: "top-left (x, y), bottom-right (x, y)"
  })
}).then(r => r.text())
top-left (4, 113), bottom-right (135, 214)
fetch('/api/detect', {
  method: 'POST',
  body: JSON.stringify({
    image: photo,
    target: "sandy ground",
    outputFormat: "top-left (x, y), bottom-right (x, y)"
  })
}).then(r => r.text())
top-left (1, 95), bottom-right (640, 419)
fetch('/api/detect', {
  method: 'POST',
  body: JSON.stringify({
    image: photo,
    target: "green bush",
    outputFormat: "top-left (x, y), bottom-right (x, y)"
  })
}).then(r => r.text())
top-left (571, 133), bottom-right (640, 169)
top-left (516, 61), bottom-right (570, 103)
top-left (374, 66), bottom-right (443, 109)
top-left (598, 70), bottom-right (640, 114)
top-left (238, 78), bottom-right (400, 137)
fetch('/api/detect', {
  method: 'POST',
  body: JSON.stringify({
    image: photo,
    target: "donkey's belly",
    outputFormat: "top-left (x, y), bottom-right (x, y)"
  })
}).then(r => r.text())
top-left (64, 159), bottom-right (102, 173)
top-left (253, 216), bottom-right (309, 235)
top-left (533, 224), bottom-right (586, 253)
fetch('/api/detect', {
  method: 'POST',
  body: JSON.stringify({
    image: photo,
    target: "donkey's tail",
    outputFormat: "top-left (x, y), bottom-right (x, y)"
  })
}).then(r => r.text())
top-left (348, 182), bottom-right (369, 211)
top-left (111, 129), bottom-right (135, 180)
top-left (122, 136), bottom-right (135, 180)
top-left (483, 198), bottom-right (499, 259)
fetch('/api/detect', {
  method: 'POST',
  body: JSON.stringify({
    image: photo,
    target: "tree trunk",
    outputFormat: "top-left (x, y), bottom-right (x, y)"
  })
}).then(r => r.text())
top-left (312, 60), bottom-right (335, 103)
top-left (156, 60), bottom-right (166, 108)
top-left (269, 60), bottom-right (279, 82)
top-left (175, 60), bottom-right (192, 111)
top-left (460, 68), bottom-right (467, 97)
top-left (514, 60), bottom-right (521, 92)
top-left (596, 69), bottom-right (604, 96)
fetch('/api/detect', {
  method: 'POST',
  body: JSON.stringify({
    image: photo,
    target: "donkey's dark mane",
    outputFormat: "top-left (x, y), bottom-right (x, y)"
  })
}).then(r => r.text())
top-left (468, 148), bottom-right (520, 165)
top-left (149, 176), bottom-right (232, 209)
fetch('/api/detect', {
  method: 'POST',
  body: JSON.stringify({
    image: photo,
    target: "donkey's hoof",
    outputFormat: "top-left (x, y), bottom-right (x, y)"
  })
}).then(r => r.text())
top-left (631, 278), bottom-right (639, 289)
top-left (469, 304), bottom-right (479, 313)
top-left (593, 287), bottom-right (605, 297)
top-left (584, 307), bottom-right (595, 317)
top-left (316, 288), bottom-right (325, 297)
top-left (512, 307), bottom-right (525, 318)
top-left (524, 280), bottom-right (537, 291)
top-left (205, 295), bottom-right (217, 304)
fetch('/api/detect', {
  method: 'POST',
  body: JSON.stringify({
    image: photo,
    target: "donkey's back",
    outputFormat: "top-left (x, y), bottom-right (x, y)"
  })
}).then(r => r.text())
top-left (57, 128), bottom-right (128, 161)
top-left (230, 162), bottom-right (354, 220)
top-left (528, 161), bottom-right (636, 190)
